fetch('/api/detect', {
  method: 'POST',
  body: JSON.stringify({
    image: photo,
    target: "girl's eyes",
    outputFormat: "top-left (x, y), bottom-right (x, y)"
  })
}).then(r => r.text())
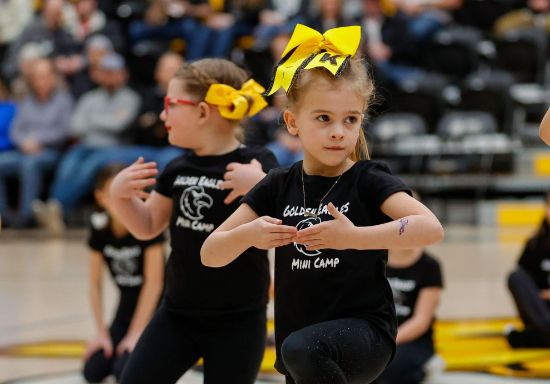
top-left (345, 116), bottom-right (359, 124)
top-left (315, 115), bottom-right (360, 124)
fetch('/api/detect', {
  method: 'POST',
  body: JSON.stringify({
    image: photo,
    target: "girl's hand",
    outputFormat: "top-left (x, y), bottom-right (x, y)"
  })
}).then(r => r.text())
top-left (221, 159), bottom-right (265, 205)
top-left (295, 203), bottom-right (357, 251)
top-left (245, 216), bottom-right (297, 250)
top-left (110, 157), bottom-right (158, 200)
top-left (84, 332), bottom-right (113, 359)
top-left (116, 332), bottom-right (141, 355)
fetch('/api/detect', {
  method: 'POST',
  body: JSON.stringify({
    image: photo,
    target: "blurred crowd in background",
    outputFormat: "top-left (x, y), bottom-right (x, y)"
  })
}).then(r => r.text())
top-left (0, 0), bottom-right (548, 231)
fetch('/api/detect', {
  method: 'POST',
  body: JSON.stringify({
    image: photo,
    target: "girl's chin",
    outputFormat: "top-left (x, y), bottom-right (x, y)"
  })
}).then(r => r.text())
top-left (168, 136), bottom-right (192, 149)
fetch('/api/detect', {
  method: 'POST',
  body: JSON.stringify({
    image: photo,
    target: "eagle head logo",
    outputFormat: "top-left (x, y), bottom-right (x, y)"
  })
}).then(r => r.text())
top-left (294, 216), bottom-right (322, 257)
top-left (112, 258), bottom-right (138, 276)
top-left (180, 186), bottom-right (214, 220)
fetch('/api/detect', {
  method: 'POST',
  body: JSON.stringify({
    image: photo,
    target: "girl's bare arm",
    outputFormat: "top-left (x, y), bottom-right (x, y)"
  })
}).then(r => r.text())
top-left (396, 287), bottom-right (442, 344)
top-left (201, 204), bottom-right (296, 267)
top-left (125, 244), bottom-right (165, 337)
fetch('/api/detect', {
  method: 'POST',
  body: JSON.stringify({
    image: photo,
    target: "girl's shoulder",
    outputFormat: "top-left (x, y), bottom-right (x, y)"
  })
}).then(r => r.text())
top-left (352, 159), bottom-right (404, 186)
top-left (353, 159), bottom-right (395, 175)
top-left (264, 161), bottom-right (301, 181)
top-left (162, 151), bottom-right (193, 172)
top-left (420, 252), bottom-right (442, 269)
top-left (250, 162), bottom-right (301, 196)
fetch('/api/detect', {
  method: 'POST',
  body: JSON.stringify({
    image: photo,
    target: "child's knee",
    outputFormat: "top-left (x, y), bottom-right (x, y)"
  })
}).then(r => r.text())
top-left (281, 332), bottom-right (319, 371)
top-left (82, 354), bottom-right (110, 383)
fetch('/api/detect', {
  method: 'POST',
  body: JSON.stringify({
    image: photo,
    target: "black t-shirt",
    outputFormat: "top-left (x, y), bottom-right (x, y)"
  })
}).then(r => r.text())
top-left (155, 145), bottom-right (278, 317)
top-left (519, 235), bottom-right (550, 290)
top-left (386, 252), bottom-right (443, 341)
top-left (242, 160), bottom-right (410, 374)
top-left (87, 212), bottom-right (166, 325)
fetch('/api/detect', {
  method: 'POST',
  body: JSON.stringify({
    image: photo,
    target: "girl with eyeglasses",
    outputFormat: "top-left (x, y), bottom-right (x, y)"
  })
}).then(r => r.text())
top-left (110, 58), bottom-right (278, 384)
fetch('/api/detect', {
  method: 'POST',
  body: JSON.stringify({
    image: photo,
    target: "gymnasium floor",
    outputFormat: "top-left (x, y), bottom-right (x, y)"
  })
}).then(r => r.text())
top-left (1, 224), bottom-right (550, 383)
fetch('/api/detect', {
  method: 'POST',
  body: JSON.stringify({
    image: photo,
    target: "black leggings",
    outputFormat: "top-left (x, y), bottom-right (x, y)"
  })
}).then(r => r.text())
top-left (373, 335), bottom-right (434, 384)
top-left (120, 304), bottom-right (267, 384)
top-left (82, 321), bottom-right (131, 383)
top-left (281, 318), bottom-right (394, 384)
top-left (507, 267), bottom-right (550, 348)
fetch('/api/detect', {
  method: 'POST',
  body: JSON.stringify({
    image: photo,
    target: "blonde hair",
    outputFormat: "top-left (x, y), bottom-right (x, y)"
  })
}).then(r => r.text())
top-left (173, 58), bottom-right (254, 139)
top-left (174, 59), bottom-right (250, 104)
top-left (286, 58), bottom-right (373, 161)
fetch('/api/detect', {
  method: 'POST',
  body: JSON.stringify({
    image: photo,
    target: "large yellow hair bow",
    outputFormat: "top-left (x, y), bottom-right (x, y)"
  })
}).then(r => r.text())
top-left (266, 24), bottom-right (361, 96)
top-left (205, 79), bottom-right (268, 120)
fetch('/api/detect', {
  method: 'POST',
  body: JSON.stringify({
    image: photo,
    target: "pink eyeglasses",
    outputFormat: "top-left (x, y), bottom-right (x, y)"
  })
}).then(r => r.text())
top-left (164, 96), bottom-right (198, 114)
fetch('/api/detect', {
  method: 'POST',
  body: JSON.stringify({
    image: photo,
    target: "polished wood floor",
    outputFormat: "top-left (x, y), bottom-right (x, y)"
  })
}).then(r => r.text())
top-left (0, 225), bottom-right (547, 383)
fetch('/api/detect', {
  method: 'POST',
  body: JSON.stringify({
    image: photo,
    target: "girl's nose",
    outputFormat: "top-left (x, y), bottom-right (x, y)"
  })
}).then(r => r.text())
top-left (330, 124), bottom-right (345, 139)
top-left (160, 109), bottom-right (167, 122)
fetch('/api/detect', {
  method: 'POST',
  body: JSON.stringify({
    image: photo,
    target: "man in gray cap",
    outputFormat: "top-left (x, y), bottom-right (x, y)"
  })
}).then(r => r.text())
top-left (34, 52), bottom-right (140, 234)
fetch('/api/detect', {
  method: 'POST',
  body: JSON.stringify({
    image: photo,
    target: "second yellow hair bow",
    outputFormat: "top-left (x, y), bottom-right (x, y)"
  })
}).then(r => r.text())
top-left (205, 79), bottom-right (268, 120)
top-left (265, 24), bottom-right (362, 96)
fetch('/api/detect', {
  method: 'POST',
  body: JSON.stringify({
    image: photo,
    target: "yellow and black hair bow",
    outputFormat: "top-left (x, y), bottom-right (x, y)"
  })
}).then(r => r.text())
top-left (205, 79), bottom-right (268, 120)
top-left (265, 24), bottom-right (362, 96)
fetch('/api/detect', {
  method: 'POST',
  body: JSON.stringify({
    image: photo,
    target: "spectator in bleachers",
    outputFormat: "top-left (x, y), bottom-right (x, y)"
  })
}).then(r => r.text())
top-left (73, 34), bottom-right (115, 98)
top-left (251, 0), bottom-right (310, 51)
top-left (62, 0), bottom-right (124, 97)
top-left (126, 51), bottom-right (185, 168)
top-left (199, 0), bottom-right (262, 58)
top-left (389, 0), bottom-right (462, 43)
top-left (0, 58), bottom-right (73, 228)
top-left (540, 106), bottom-right (550, 145)
top-left (0, 79), bottom-right (16, 152)
top-left (358, 0), bottom-right (425, 86)
top-left (63, 0), bottom-right (124, 51)
top-left (55, 51), bottom-right (185, 186)
top-left (0, 0), bottom-right (33, 72)
top-left (9, 41), bottom-right (53, 100)
top-left (495, 0), bottom-right (550, 37)
top-left (506, 191), bottom-right (550, 348)
top-left (34, 52), bottom-right (140, 234)
top-left (2, 0), bottom-right (79, 83)
top-left (307, 0), bottom-right (355, 32)
top-left (128, 0), bottom-right (211, 61)
top-left (374, 247), bottom-right (444, 384)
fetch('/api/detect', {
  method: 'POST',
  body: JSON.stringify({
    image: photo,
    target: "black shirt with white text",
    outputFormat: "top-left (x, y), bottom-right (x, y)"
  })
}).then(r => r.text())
top-left (386, 252), bottom-right (443, 342)
top-left (88, 213), bottom-right (165, 325)
top-left (155, 145), bottom-right (278, 317)
top-left (243, 160), bottom-right (411, 374)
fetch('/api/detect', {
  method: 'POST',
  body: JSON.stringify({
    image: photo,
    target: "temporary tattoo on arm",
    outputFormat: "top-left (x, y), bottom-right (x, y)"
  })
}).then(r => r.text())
top-left (398, 218), bottom-right (409, 236)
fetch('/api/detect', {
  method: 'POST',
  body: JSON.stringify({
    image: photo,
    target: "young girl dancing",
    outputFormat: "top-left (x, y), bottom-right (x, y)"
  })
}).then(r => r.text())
top-left (83, 164), bottom-right (165, 383)
top-left (110, 58), bottom-right (278, 383)
top-left (506, 191), bottom-right (550, 348)
top-left (201, 24), bottom-right (445, 384)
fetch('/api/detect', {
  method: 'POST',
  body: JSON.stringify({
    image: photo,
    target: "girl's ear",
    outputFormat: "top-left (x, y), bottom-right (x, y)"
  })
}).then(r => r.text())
top-left (283, 109), bottom-right (299, 136)
top-left (198, 101), bottom-right (211, 123)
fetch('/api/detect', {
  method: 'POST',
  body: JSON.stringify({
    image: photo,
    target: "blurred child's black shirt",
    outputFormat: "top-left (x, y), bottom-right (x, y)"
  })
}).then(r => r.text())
top-left (88, 214), bottom-right (165, 325)
top-left (386, 252), bottom-right (443, 342)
